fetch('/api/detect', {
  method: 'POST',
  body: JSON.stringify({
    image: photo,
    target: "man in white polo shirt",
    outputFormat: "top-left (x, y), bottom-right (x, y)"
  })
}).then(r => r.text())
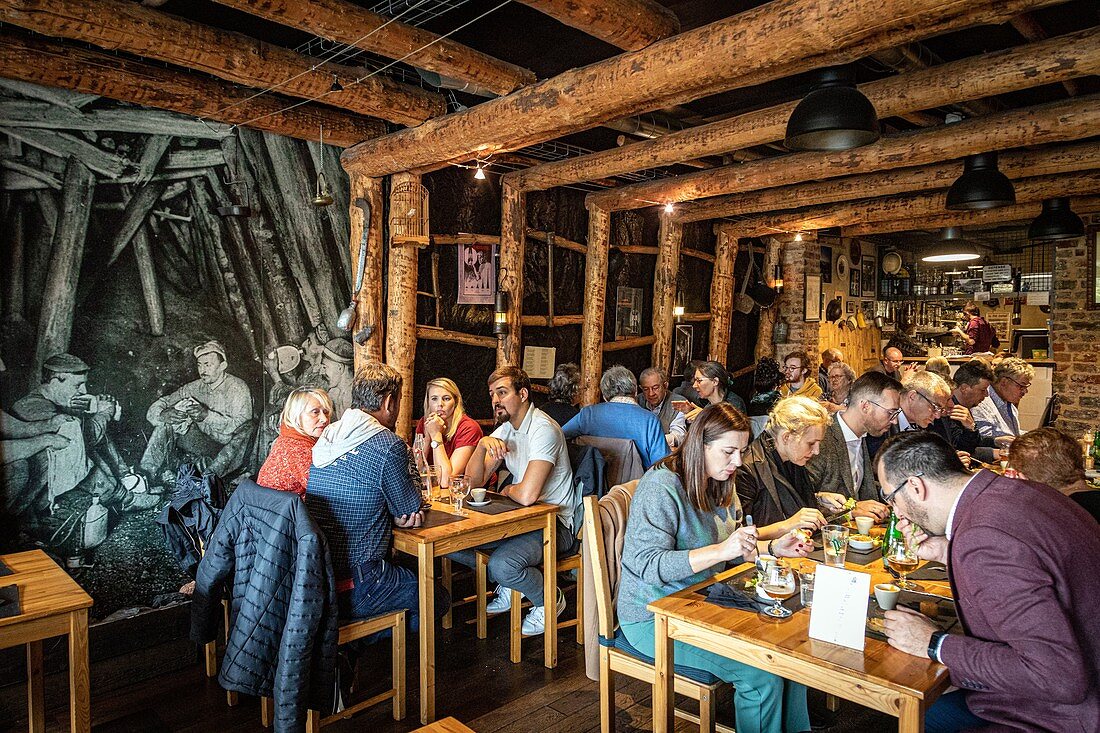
top-left (458, 365), bottom-right (576, 635)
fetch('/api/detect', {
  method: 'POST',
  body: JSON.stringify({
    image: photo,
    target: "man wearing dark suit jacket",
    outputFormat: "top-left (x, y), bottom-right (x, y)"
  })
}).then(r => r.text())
top-left (932, 360), bottom-right (998, 460)
top-left (865, 370), bottom-right (952, 458)
top-left (877, 431), bottom-right (1100, 733)
top-left (806, 371), bottom-right (901, 521)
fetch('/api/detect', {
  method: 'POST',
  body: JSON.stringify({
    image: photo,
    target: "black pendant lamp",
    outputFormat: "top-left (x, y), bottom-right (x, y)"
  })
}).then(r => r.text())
top-left (945, 153), bottom-right (1015, 210)
top-left (1027, 197), bottom-right (1084, 241)
top-left (785, 68), bottom-right (880, 152)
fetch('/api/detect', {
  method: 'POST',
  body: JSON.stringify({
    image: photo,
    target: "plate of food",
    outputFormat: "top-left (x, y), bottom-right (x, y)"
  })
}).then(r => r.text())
top-left (849, 534), bottom-right (876, 551)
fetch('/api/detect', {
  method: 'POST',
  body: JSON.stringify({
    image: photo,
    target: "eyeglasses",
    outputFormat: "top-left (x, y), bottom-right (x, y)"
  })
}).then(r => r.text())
top-left (1007, 377), bottom-right (1031, 392)
top-left (914, 391), bottom-right (948, 416)
top-left (866, 399), bottom-right (903, 420)
top-left (880, 472), bottom-right (923, 506)
top-left (782, 365), bottom-right (805, 372)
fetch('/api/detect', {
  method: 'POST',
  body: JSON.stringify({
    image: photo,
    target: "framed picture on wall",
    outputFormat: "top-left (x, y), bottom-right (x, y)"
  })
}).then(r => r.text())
top-left (671, 325), bottom-right (694, 377)
top-left (861, 256), bottom-right (876, 297)
top-left (846, 300), bottom-right (856, 314)
top-left (457, 242), bottom-right (496, 304)
top-left (805, 274), bottom-right (822, 322)
top-left (820, 245), bottom-right (833, 284)
top-left (849, 259), bottom-right (861, 298)
top-left (615, 286), bottom-right (643, 339)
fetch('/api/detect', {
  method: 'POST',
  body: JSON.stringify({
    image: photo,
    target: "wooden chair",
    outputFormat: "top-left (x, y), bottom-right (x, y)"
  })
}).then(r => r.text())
top-left (582, 495), bottom-right (732, 733)
top-left (202, 599), bottom-right (239, 707)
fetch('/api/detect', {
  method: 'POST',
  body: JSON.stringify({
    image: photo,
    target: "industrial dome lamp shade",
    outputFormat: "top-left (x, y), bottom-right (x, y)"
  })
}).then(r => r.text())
top-left (940, 226), bottom-right (965, 241)
top-left (1027, 197), bottom-right (1084, 241)
top-left (945, 152), bottom-right (1016, 210)
top-left (784, 68), bottom-right (880, 152)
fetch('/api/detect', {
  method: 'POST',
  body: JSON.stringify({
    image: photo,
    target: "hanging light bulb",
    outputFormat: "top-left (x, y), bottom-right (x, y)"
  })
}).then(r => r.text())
top-left (793, 232), bottom-right (803, 242)
top-left (1027, 197), bottom-right (1084, 241)
top-left (784, 67), bottom-right (880, 151)
top-left (330, 74), bottom-right (344, 92)
top-left (493, 289), bottom-right (510, 334)
top-left (945, 152), bottom-right (1015, 210)
top-left (663, 202), bottom-right (675, 214)
top-left (673, 291), bottom-right (685, 319)
top-left (474, 164), bottom-right (487, 180)
top-left (773, 265), bottom-right (784, 294)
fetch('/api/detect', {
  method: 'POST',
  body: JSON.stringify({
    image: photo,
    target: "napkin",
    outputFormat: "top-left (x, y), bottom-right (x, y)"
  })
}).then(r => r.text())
top-left (705, 581), bottom-right (774, 612)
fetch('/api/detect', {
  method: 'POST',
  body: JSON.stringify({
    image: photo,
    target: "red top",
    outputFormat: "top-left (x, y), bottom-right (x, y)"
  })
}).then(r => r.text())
top-left (414, 413), bottom-right (484, 466)
top-left (257, 424), bottom-right (317, 498)
top-left (964, 315), bottom-right (995, 354)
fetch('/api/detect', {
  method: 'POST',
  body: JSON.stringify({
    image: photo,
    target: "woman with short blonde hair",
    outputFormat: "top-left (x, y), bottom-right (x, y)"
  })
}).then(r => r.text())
top-left (415, 377), bottom-right (483, 488)
top-left (258, 387), bottom-right (334, 498)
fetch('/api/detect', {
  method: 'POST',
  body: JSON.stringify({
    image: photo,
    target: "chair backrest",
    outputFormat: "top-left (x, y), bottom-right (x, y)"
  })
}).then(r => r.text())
top-left (582, 480), bottom-right (638, 640)
top-left (574, 435), bottom-right (645, 488)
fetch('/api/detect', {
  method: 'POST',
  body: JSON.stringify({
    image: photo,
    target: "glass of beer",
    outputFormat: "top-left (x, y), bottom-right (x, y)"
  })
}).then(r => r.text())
top-left (759, 563), bottom-right (797, 619)
top-left (886, 531), bottom-right (920, 589)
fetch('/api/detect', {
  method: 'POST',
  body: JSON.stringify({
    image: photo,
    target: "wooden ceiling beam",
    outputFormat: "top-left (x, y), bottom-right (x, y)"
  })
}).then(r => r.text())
top-left (586, 95), bottom-right (1100, 212)
top-left (342, 0), bottom-right (1067, 177)
top-left (514, 0), bottom-right (679, 50)
top-left (510, 27), bottom-right (1100, 192)
top-left (842, 196), bottom-right (1100, 236)
top-left (208, 0), bottom-right (534, 96)
top-left (674, 141), bottom-right (1100, 222)
top-left (0, 0), bottom-right (445, 126)
top-left (1010, 13), bottom-right (1080, 96)
top-left (0, 99), bottom-right (232, 139)
top-left (0, 30), bottom-right (384, 147)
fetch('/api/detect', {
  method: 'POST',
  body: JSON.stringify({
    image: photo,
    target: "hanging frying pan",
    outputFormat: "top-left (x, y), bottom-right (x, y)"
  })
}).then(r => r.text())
top-left (826, 295), bottom-right (843, 322)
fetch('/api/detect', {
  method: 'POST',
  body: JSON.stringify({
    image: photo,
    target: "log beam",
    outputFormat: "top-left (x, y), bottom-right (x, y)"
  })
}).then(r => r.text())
top-left (842, 196), bottom-right (1100, 237)
top-left (588, 95), bottom-right (1100, 212)
top-left (210, 0), bottom-right (534, 96)
top-left (106, 181), bottom-right (167, 266)
top-left (0, 100), bottom-right (232, 139)
top-left (387, 172), bottom-right (422, 440)
top-left (603, 335), bottom-right (656, 352)
top-left (509, 27), bottom-right (1100, 192)
top-left (417, 326), bottom-right (496, 350)
top-left (709, 225), bottom-right (740, 362)
top-left (1011, 14), bottom-right (1080, 97)
top-left (580, 207), bottom-right (610, 405)
top-left (0, 0), bottom-right (443, 125)
top-left (514, 0), bottom-right (678, 51)
top-left (497, 182), bottom-right (526, 366)
top-left (0, 30), bottom-right (383, 148)
top-left (344, 0), bottom-right (1066, 177)
top-left (521, 314), bottom-right (586, 327)
top-left (651, 212), bottom-right (682, 372)
top-left (1, 126), bottom-right (125, 178)
top-left (526, 229), bottom-right (587, 254)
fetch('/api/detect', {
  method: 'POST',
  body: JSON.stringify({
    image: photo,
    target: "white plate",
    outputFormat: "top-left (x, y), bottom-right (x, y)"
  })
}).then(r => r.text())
top-left (849, 539), bottom-right (875, 551)
top-left (467, 499), bottom-right (491, 507)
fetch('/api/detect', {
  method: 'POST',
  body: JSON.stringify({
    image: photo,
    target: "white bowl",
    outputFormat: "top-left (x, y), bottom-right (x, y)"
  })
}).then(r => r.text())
top-left (849, 536), bottom-right (876, 551)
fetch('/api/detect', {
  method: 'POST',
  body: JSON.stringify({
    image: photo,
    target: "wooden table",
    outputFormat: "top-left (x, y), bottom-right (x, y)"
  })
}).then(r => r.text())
top-left (649, 558), bottom-right (953, 733)
top-left (394, 500), bottom-right (561, 724)
top-left (0, 550), bottom-right (94, 733)
top-left (411, 716), bottom-right (477, 733)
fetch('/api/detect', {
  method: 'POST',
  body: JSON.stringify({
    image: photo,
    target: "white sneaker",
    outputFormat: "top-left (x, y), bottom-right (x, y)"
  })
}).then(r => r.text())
top-left (485, 585), bottom-right (513, 614)
top-left (521, 588), bottom-right (565, 636)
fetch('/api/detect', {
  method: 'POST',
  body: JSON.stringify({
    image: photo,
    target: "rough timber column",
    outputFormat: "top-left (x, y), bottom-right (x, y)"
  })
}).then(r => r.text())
top-left (386, 171), bottom-right (421, 440)
top-left (709, 224), bottom-right (740, 361)
top-left (651, 212), bottom-right (683, 371)
top-left (350, 174), bottom-right (385, 365)
top-left (580, 206), bottom-right (611, 406)
top-left (754, 237), bottom-right (783, 361)
top-left (497, 180), bottom-right (526, 366)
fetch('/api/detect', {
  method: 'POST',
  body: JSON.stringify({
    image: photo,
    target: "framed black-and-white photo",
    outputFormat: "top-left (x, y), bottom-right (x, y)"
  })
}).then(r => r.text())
top-left (848, 259), bottom-right (861, 298)
top-left (820, 245), bottom-right (833, 284)
top-left (457, 243), bottom-right (496, 304)
top-left (671, 324), bottom-right (694, 378)
top-left (615, 286), bottom-right (643, 339)
top-left (861, 256), bottom-right (876, 298)
top-left (805, 274), bottom-right (822, 322)
top-left (846, 300), bottom-right (856, 314)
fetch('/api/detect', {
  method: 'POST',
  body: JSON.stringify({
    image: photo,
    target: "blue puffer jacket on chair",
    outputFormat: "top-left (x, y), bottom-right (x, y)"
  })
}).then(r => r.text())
top-left (191, 479), bottom-right (338, 732)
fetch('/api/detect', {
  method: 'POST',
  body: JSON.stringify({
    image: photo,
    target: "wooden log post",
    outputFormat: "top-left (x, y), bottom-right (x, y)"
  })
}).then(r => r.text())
top-left (497, 181), bottom-right (526, 367)
top-left (386, 172), bottom-right (422, 440)
top-left (5, 200), bottom-right (25, 321)
top-left (754, 238), bottom-right (782, 362)
top-left (651, 212), bottom-right (683, 372)
top-left (130, 227), bottom-right (165, 336)
top-left (709, 225), bottom-right (740, 362)
top-left (318, 144), bottom-right (352, 281)
top-left (105, 181), bottom-right (167, 267)
top-left (28, 190), bottom-right (57, 319)
top-left (349, 174), bottom-right (385, 365)
top-left (34, 157), bottom-right (94, 373)
top-left (514, 0), bottom-right (678, 50)
top-left (580, 207), bottom-right (611, 406)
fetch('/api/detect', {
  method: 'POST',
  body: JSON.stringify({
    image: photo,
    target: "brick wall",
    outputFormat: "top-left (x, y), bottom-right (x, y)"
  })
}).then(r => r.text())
top-left (1051, 215), bottom-right (1100, 433)
top-left (773, 235), bottom-right (821, 359)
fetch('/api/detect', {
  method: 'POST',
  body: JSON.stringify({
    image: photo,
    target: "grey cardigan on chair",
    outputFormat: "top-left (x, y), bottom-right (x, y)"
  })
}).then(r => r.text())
top-left (806, 415), bottom-right (878, 501)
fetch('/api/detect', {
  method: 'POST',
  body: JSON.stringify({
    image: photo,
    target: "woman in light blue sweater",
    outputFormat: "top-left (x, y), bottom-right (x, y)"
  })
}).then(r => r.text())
top-left (619, 403), bottom-right (812, 733)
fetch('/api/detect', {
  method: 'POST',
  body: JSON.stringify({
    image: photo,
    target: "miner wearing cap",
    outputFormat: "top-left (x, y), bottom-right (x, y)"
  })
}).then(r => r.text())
top-left (319, 337), bottom-right (354, 419)
top-left (140, 340), bottom-right (253, 482)
top-left (8, 353), bottom-right (141, 516)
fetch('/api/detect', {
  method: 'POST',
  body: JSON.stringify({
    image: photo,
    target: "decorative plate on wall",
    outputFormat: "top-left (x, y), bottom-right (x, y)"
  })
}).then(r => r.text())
top-left (849, 240), bottom-right (862, 262)
top-left (837, 255), bottom-right (850, 280)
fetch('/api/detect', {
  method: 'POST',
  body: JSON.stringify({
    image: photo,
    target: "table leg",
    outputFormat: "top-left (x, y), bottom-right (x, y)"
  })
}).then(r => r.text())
top-left (898, 694), bottom-right (923, 733)
top-left (69, 609), bottom-right (91, 733)
top-left (543, 513), bottom-right (557, 669)
top-left (652, 613), bottom-right (674, 733)
top-left (27, 640), bottom-right (44, 733)
top-left (418, 542), bottom-right (436, 724)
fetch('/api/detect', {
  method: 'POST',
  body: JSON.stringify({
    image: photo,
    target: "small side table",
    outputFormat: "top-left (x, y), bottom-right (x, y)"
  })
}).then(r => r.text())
top-left (0, 550), bottom-right (94, 733)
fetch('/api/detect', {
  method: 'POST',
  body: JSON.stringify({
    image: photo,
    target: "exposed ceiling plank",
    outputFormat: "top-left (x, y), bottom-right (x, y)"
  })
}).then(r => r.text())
top-left (514, 0), bottom-right (679, 50)
top-left (509, 27), bottom-right (1100, 192)
top-left (842, 196), bottom-right (1100, 236)
top-left (1010, 13), bottom-right (1081, 96)
top-left (0, 100), bottom-right (232, 138)
top-left (0, 30), bottom-right (384, 148)
top-left (585, 95), bottom-right (1100, 211)
top-left (208, 0), bottom-right (534, 96)
top-left (1, 126), bottom-right (126, 177)
top-left (342, 0), bottom-right (1069, 177)
top-left (871, 44), bottom-right (999, 118)
top-left (0, 0), bottom-right (445, 125)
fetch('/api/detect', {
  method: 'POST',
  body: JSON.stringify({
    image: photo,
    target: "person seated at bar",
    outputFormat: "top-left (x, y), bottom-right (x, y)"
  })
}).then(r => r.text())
top-left (458, 365), bottom-right (577, 636)
top-left (817, 348), bottom-right (843, 396)
top-left (924, 356), bottom-right (953, 384)
top-left (306, 361), bottom-right (447, 629)
top-left (971, 357), bottom-right (1034, 446)
top-left (1007, 428), bottom-right (1100, 523)
top-left (257, 387), bottom-right (333, 498)
top-left (684, 361), bottom-right (746, 419)
top-left (822, 361), bottom-right (856, 413)
top-left (779, 350), bottom-right (823, 400)
top-left (931, 360), bottom-right (998, 460)
top-left (637, 366), bottom-right (687, 448)
top-left (414, 377), bottom-right (483, 489)
top-left (806, 372), bottom-right (900, 522)
top-left (877, 431), bottom-right (1100, 733)
top-left (868, 346), bottom-right (905, 380)
top-left (736, 396), bottom-right (831, 532)
top-left (747, 357), bottom-right (784, 417)
top-left (865, 370), bottom-right (952, 459)
top-left (541, 362), bottom-right (582, 427)
top-left (618, 403), bottom-right (813, 733)
top-left (561, 365), bottom-right (668, 468)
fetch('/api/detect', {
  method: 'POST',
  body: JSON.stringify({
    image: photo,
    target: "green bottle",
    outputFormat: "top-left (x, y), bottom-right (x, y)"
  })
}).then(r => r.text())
top-left (882, 510), bottom-right (902, 574)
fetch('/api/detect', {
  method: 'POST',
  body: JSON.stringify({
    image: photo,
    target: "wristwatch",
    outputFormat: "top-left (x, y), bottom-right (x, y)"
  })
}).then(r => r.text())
top-left (928, 630), bottom-right (949, 663)
top-left (430, 439), bottom-right (440, 449)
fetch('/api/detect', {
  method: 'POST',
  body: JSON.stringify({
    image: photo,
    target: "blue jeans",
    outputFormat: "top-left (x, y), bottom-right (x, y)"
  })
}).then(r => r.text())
top-left (924, 691), bottom-right (987, 733)
top-left (447, 522), bottom-right (576, 607)
top-left (622, 619), bottom-right (810, 733)
top-left (338, 559), bottom-right (449, 633)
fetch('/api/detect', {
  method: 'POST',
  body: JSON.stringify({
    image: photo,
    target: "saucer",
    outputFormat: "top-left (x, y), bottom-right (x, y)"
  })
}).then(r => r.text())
top-left (467, 499), bottom-right (491, 507)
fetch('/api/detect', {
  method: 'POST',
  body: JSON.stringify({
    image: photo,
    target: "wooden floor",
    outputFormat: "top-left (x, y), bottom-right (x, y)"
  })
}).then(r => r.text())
top-left (14, 584), bottom-right (895, 733)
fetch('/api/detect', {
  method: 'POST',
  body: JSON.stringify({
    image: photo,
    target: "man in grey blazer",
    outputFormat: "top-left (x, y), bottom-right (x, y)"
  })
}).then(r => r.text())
top-left (807, 371), bottom-right (901, 521)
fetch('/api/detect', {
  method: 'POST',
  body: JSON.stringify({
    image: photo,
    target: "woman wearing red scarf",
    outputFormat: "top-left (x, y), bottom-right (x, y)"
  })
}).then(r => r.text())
top-left (257, 387), bottom-right (333, 498)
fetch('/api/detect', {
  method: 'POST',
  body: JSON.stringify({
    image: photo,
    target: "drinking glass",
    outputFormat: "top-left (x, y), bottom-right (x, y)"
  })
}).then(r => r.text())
top-left (821, 524), bottom-right (850, 567)
top-left (759, 563), bottom-right (796, 619)
top-left (412, 434), bottom-right (427, 472)
top-left (798, 570), bottom-right (815, 609)
top-left (420, 467), bottom-right (440, 504)
top-left (886, 530), bottom-right (920, 589)
top-left (999, 443), bottom-right (1011, 473)
top-left (451, 475), bottom-right (471, 515)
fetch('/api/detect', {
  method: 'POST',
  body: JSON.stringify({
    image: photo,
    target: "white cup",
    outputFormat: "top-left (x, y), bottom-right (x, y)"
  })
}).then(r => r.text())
top-left (874, 583), bottom-right (900, 611)
top-left (470, 488), bottom-right (487, 503)
top-left (855, 516), bottom-right (875, 535)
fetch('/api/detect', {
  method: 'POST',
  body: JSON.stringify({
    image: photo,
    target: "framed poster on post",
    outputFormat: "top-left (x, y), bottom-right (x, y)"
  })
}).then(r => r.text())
top-left (862, 256), bottom-right (877, 297)
top-left (671, 325), bottom-right (694, 377)
top-left (805, 274), bottom-right (822, 322)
